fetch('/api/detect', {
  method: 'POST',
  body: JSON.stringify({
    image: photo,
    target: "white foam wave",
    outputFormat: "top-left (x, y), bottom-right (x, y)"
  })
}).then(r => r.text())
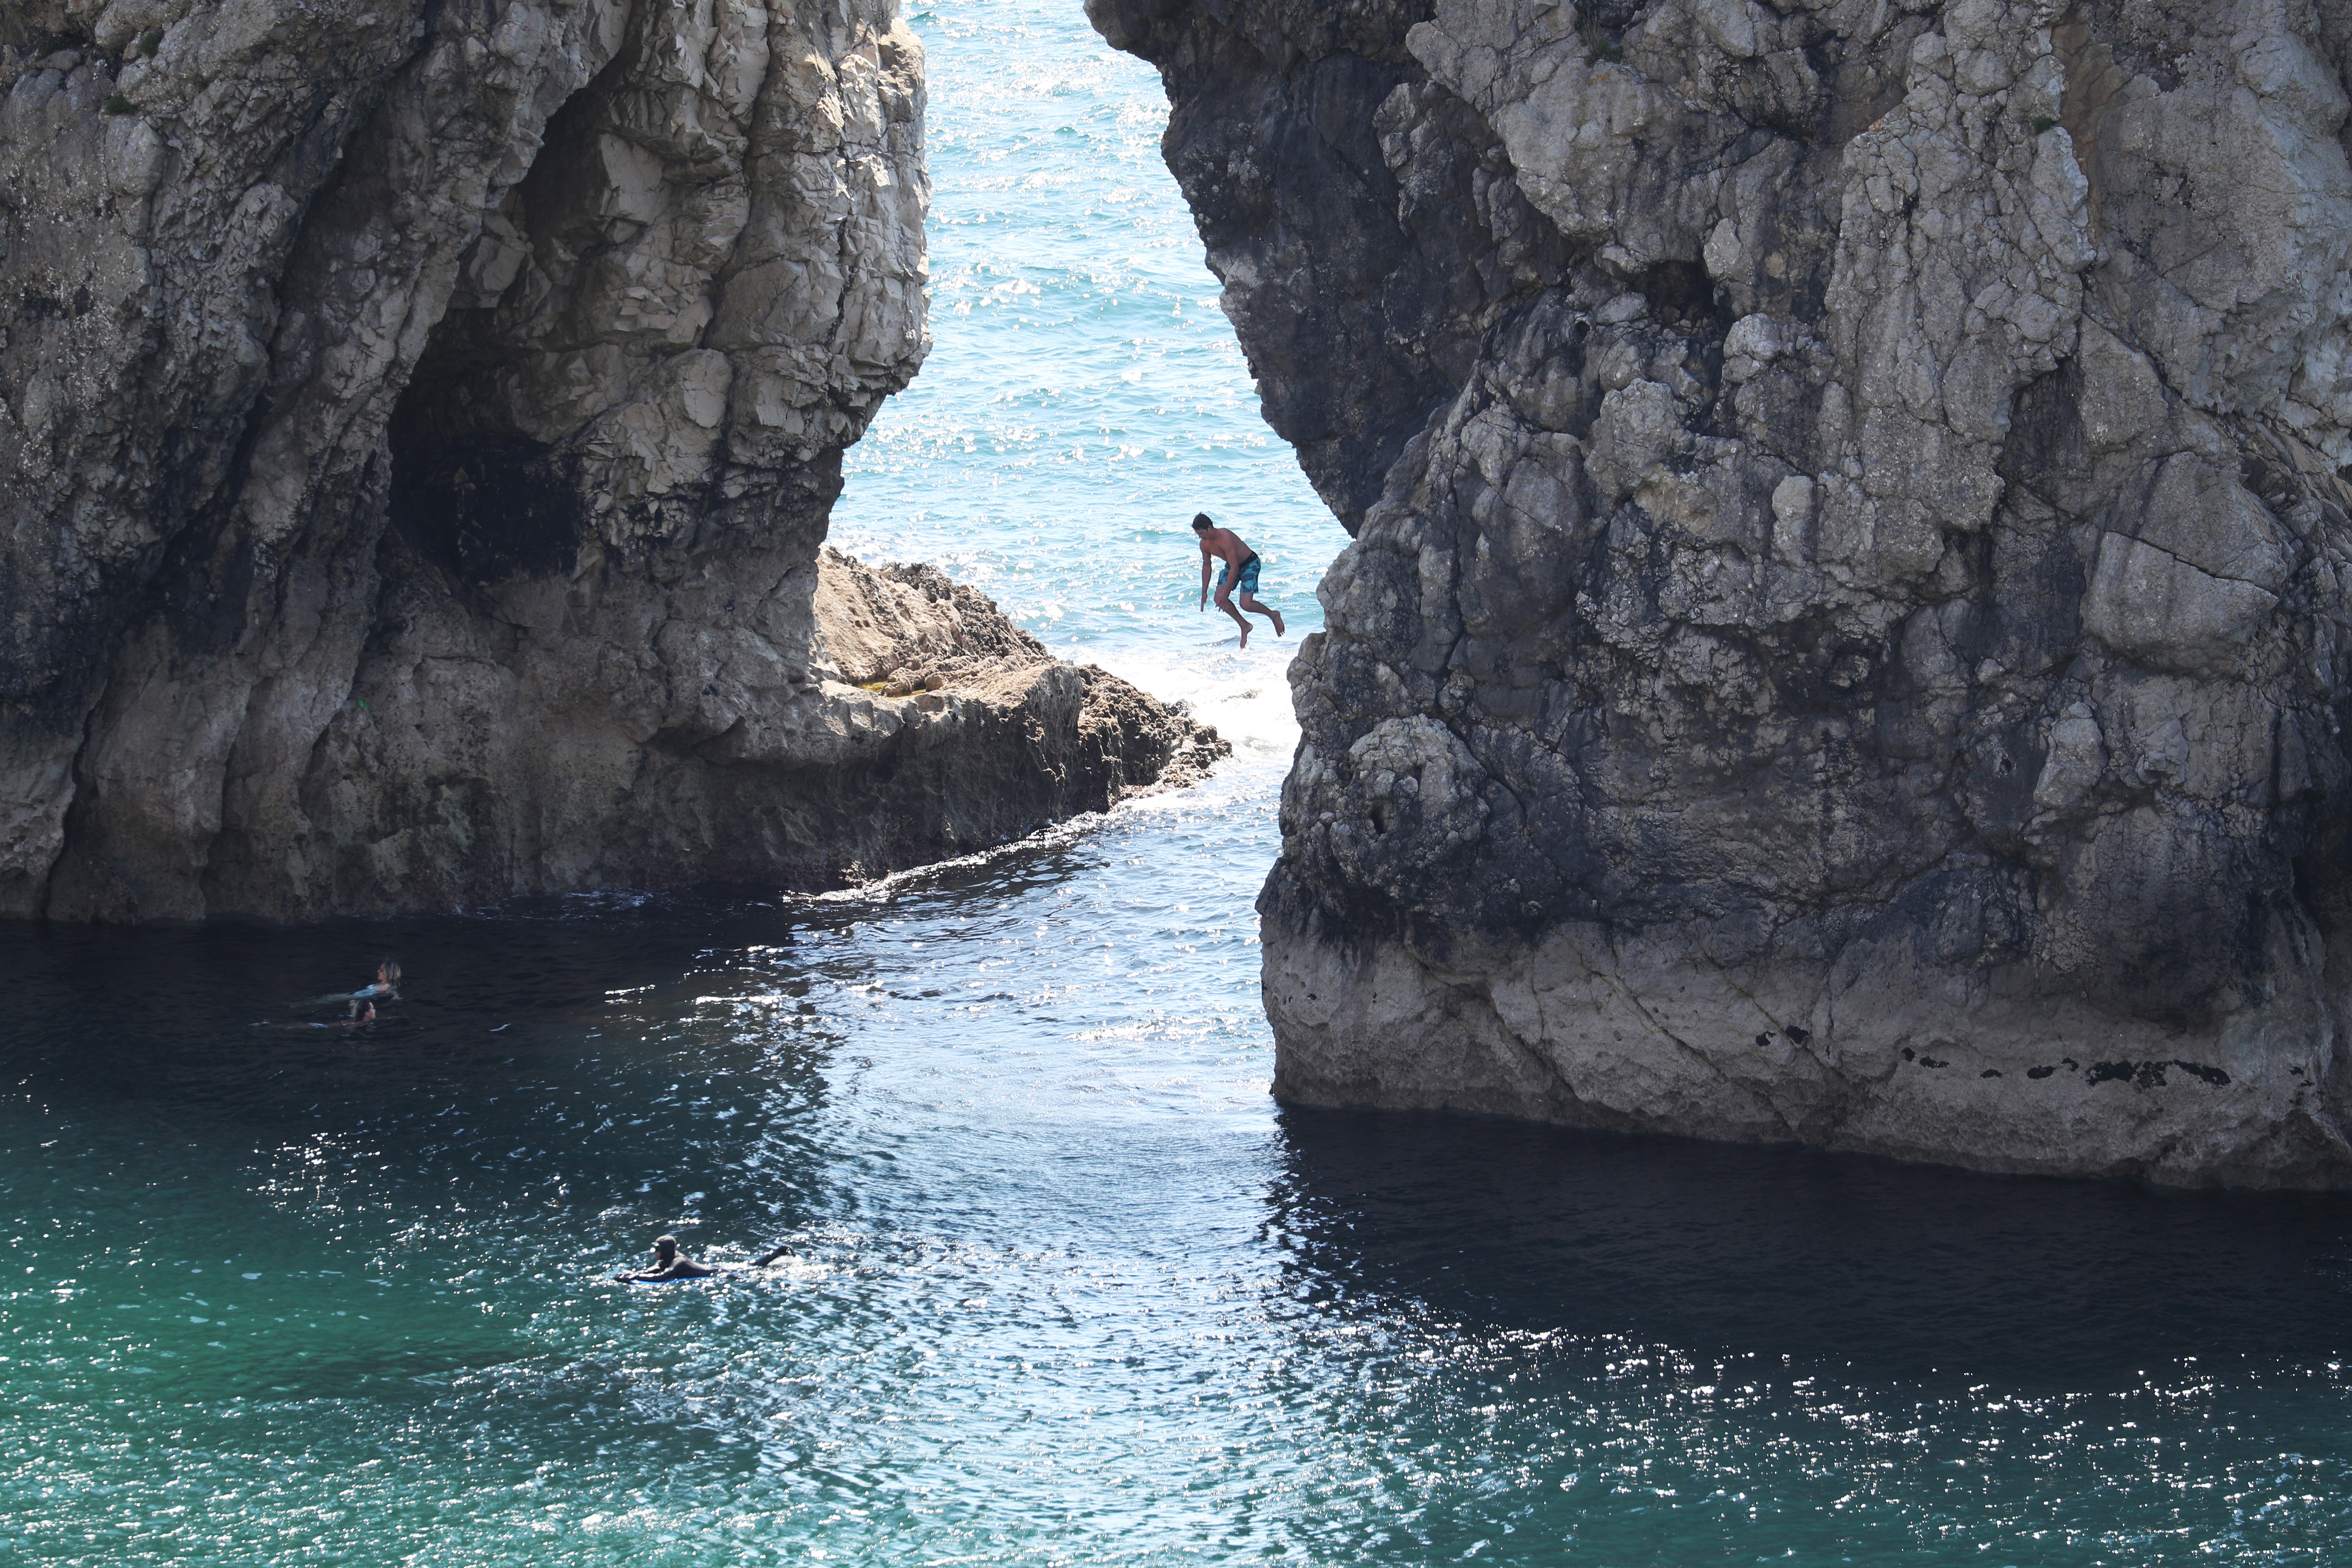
top-left (1087, 636), bottom-right (1301, 765)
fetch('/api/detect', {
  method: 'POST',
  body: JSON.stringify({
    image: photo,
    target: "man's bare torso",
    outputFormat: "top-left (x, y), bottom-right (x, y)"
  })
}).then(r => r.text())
top-left (1198, 526), bottom-right (1252, 567)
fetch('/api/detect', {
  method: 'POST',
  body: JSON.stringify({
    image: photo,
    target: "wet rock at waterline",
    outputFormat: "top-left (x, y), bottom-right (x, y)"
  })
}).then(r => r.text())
top-left (1099, 0), bottom-right (2352, 1184)
top-left (0, 0), bottom-right (1218, 919)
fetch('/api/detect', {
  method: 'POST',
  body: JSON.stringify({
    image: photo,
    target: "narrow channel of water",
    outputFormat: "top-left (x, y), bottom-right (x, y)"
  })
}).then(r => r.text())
top-left (5, 2), bottom-right (2352, 1563)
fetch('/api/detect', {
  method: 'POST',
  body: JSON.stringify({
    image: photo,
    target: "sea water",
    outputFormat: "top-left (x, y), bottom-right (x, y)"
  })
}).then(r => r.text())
top-left (5, 2), bottom-right (2352, 1563)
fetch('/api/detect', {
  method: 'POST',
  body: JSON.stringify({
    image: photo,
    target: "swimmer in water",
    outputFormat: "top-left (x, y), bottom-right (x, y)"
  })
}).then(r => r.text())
top-left (613, 1235), bottom-right (718, 1282)
top-left (297, 957), bottom-right (401, 1015)
top-left (348, 958), bottom-right (399, 1019)
top-left (612, 1234), bottom-right (797, 1282)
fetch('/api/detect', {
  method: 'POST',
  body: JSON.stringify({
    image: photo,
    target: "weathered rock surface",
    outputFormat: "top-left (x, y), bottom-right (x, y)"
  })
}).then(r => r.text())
top-left (1099, 0), bottom-right (2352, 1185)
top-left (2, 0), bottom-right (1216, 920)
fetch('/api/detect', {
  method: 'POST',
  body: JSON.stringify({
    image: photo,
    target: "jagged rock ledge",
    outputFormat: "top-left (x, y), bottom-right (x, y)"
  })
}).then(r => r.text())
top-left (1, 0), bottom-right (1219, 922)
top-left (787, 545), bottom-right (1228, 893)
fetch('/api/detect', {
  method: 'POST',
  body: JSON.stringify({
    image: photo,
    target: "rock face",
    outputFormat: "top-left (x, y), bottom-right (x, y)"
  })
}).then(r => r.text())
top-left (1099, 0), bottom-right (2352, 1185)
top-left (2, 0), bottom-right (1215, 920)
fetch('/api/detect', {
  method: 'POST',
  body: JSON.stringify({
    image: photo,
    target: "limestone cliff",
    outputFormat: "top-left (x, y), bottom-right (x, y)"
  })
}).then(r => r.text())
top-left (1099, 0), bottom-right (2352, 1185)
top-left (1, 0), bottom-right (1216, 920)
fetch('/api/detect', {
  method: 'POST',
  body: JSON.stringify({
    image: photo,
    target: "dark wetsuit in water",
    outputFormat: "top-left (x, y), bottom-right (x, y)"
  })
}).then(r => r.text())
top-left (616, 1243), bottom-right (792, 1282)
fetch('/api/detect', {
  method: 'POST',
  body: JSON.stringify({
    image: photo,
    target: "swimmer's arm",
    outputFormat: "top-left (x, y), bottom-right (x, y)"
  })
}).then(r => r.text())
top-left (291, 984), bottom-right (389, 1008)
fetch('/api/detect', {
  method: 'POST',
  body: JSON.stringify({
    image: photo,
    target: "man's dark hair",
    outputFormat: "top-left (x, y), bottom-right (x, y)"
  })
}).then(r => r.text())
top-left (1191, 513), bottom-right (1213, 530)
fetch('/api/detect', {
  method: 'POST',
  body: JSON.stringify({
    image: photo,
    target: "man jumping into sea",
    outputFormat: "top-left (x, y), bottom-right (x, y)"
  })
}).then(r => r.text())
top-left (1193, 513), bottom-right (1284, 648)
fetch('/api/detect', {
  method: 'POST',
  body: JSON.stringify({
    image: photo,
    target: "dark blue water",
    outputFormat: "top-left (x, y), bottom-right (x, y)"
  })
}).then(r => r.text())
top-left (7, 1), bottom-right (2352, 1562)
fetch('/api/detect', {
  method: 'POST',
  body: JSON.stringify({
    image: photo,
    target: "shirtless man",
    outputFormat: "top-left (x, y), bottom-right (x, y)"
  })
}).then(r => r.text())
top-left (1193, 513), bottom-right (1285, 648)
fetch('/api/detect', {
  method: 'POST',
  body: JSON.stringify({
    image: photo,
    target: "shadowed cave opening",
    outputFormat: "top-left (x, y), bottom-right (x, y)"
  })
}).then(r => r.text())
top-left (387, 381), bottom-right (586, 586)
top-left (1633, 258), bottom-right (1728, 331)
top-left (384, 64), bottom-right (622, 589)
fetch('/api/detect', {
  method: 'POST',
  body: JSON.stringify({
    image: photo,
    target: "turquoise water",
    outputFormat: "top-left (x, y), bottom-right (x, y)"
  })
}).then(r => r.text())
top-left (829, 0), bottom-right (1338, 652)
top-left (7, 1), bottom-right (2352, 1563)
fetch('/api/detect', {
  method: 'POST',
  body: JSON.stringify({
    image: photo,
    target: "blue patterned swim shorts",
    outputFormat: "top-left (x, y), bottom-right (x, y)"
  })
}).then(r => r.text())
top-left (1216, 554), bottom-right (1262, 596)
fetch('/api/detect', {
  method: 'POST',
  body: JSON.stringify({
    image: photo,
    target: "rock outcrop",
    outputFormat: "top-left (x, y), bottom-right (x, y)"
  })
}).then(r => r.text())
top-left (1099, 0), bottom-right (2352, 1185)
top-left (2, 0), bottom-right (1216, 921)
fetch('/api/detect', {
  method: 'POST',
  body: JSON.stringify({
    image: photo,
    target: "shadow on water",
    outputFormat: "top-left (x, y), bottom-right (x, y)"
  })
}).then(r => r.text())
top-left (0, 898), bottom-right (867, 1250)
top-left (3, 906), bottom-right (738, 1093)
top-left (0, 839), bottom-right (1102, 1126)
top-left (1269, 1106), bottom-right (2352, 1390)
top-left (2, 894), bottom-right (835, 1044)
top-left (0, 835), bottom-right (1122, 1254)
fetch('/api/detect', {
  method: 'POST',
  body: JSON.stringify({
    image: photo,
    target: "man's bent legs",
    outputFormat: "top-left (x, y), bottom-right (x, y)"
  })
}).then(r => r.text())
top-left (1238, 593), bottom-right (1285, 638)
top-left (1213, 589), bottom-right (1253, 646)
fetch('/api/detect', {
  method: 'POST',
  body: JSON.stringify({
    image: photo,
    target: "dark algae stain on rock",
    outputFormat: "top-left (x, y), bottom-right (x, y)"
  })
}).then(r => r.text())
top-left (1099, 0), bottom-right (2352, 1185)
top-left (0, 0), bottom-right (1219, 922)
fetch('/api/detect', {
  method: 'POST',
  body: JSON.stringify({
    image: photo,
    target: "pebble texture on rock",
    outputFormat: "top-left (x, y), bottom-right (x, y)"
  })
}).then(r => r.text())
top-left (2, 0), bottom-right (1214, 919)
top-left (1097, 0), bottom-right (2352, 1185)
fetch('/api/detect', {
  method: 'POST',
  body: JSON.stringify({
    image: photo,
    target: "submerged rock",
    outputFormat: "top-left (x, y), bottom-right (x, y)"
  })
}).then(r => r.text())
top-left (0, 0), bottom-right (1217, 920)
top-left (1101, 0), bottom-right (2352, 1184)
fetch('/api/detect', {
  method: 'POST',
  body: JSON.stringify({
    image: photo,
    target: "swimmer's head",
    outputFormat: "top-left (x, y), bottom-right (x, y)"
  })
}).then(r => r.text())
top-left (379, 958), bottom-right (401, 986)
top-left (654, 1235), bottom-right (679, 1260)
top-left (1191, 514), bottom-right (1213, 532)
